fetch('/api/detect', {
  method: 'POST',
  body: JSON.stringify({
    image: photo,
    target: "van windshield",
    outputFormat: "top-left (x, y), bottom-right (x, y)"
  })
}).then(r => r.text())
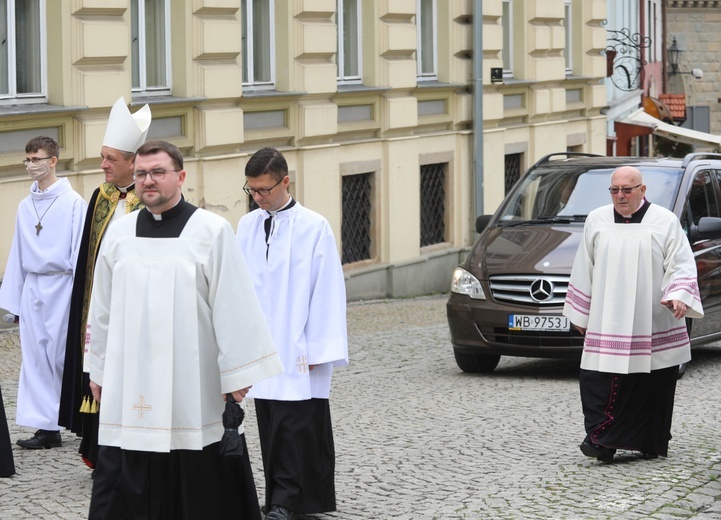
top-left (497, 166), bottom-right (682, 223)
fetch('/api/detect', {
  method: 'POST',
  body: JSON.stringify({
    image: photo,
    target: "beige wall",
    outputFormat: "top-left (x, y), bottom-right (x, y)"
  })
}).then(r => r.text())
top-left (0, 0), bottom-right (607, 299)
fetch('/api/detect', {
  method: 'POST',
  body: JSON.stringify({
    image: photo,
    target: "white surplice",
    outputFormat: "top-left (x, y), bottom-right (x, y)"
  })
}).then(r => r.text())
top-left (86, 209), bottom-right (283, 452)
top-left (236, 202), bottom-right (348, 401)
top-left (564, 203), bottom-right (703, 374)
top-left (0, 178), bottom-right (87, 430)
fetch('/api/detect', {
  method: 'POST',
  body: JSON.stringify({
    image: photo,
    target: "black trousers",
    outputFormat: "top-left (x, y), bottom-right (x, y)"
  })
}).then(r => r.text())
top-left (89, 439), bottom-right (261, 520)
top-left (580, 366), bottom-right (678, 456)
top-left (0, 384), bottom-right (15, 477)
top-left (255, 398), bottom-right (336, 514)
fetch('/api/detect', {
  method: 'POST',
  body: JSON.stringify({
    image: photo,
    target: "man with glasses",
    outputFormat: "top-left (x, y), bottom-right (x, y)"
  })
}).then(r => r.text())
top-left (564, 165), bottom-right (703, 462)
top-left (236, 147), bottom-right (348, 520)
top-left (59, 97), bottom-right (151, 471)
top-left (0, 136), bottom-right (87, 449)
top-left (86, 140), bottom-right (283, 519)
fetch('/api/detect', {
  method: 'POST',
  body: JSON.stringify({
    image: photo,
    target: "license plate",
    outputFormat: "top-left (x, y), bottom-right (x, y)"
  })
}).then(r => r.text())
top-left (508, 314), bottom-right (570, 331)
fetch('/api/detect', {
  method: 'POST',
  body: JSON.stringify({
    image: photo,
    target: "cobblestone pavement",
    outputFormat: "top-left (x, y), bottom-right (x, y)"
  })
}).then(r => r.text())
top-left (2, 294), bottom-right (721, 519)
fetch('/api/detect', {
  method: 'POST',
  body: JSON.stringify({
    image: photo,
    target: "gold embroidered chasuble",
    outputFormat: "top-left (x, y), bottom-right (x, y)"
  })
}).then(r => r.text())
top-left (80, 183), bottom-right (143, 371)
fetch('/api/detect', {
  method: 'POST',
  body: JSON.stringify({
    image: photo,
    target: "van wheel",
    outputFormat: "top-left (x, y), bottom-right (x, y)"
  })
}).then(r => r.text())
top-left (453, 349), bottom-right (501, 373)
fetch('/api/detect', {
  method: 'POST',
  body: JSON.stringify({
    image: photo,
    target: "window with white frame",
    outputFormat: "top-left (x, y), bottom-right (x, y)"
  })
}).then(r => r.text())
top-left (0, 0), bottom-right (46, 102)
top-left (502, 0), bottom-right (513, 77)
top-left (416, 0), bottom-right (436, 81)
top-left (242, 0), bottom-right (275, 89)
top-left (564, 0), bottom-right (572, 74)
top-left (131, 0), bottom-right (171, 96)
top-left (337, 0), bottom-right (361, 84)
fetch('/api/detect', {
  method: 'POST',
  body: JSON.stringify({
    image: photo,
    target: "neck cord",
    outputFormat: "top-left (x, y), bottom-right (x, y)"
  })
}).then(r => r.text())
top-left (31, 196), bottom-right (59, 236)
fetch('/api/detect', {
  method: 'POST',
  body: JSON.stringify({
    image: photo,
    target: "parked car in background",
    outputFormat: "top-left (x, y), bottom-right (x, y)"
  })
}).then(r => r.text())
top-left (446, 152), bottom-right (721, 373)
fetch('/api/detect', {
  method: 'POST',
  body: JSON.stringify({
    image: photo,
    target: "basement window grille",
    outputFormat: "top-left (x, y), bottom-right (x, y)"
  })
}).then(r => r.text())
top-left (420, 162), bottom-right (446, 247)
top-left (505, 153), bottom-right (522, 194)
top-left (342, 172), bottom-right (372, 264)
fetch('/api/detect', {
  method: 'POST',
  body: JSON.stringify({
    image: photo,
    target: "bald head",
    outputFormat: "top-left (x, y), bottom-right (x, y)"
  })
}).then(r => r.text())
top-left (610, 166), bottom-right (646, 217)
top-left (611, 166), bottom-right (643, 186)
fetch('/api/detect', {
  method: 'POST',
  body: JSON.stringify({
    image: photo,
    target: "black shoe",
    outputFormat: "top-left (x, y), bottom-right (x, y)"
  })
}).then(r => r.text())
top-left (580, 440), bottom-right (615, 462)
top-left (640, 452), bottom-right (659, 459)
top-left (265, 505), bottom-right (294, 520)
top-left (16, 430), bottom-right (62, 449)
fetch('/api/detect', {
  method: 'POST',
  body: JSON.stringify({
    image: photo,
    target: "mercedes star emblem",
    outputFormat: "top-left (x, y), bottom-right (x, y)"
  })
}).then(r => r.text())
top-left (530, 278), bottom-right (554, 302)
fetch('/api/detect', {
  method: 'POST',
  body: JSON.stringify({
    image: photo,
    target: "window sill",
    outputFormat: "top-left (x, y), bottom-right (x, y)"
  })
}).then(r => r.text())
top-left (564, 74), bottom-right (596, 82)
top-left (495, 75), bottom-right (597, 87)
top-left (241, 89), bottom-right (307, 99)
top-left (416, 80), bottom-right (466, 89)
top-left (336, 84), bottom-right (390, 94)
top-left (131, 95), bottom-right (207, 106)
top-left (496, 77), bottom-right (537, 87)
top-left (0, 103), bottom-right (87, 117)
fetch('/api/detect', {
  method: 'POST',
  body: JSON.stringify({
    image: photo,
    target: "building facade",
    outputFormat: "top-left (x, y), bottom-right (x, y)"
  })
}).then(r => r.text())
top-left (483, 0), bottom-right (607, 201)
top-left (666, 0), bottom-right (721, 136)
top-left (0, 0), bottom-right (606, 301)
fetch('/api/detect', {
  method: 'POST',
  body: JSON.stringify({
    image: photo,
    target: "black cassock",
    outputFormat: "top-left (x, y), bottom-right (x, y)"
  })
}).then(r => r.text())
top-left (0, 383), bottom-right (15, 478)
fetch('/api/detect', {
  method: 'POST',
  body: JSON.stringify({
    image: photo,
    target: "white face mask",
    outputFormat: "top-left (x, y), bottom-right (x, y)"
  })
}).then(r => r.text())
top-left (27, 161), bottom-right (51, 182)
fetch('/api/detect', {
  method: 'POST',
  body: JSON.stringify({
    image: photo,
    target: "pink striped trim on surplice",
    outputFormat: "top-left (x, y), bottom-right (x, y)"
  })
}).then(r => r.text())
top-left (565, 283), bottom-right (590, 316)
top-left (584, 325), bottom-right (688, 357)
top-left (662, 277), bottom-right (701, 305)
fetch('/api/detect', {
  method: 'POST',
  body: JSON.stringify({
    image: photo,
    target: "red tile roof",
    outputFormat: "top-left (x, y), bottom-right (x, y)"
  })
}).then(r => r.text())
top-left (658, 94), bottom-right (687, 121)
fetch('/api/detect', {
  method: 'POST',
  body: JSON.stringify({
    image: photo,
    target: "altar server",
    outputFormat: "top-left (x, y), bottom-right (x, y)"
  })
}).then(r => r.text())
top-left (0, 136), bottom-right (86, 449)
top-left (236, 147), bottom-right (349, 520)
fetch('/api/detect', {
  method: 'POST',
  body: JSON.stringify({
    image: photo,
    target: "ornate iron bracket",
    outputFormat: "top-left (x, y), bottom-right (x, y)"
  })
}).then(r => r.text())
top-left (605, 28), bottom-right (651, 92)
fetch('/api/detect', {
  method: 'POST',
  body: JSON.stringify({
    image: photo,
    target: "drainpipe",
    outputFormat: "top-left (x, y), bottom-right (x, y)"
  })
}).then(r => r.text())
top-left (662, 0), bottom-right (668, 89)
top-left (472, 0), bottom-right (484, 222)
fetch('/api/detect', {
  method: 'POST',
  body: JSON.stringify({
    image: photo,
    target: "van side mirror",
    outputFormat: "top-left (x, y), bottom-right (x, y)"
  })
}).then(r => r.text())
top-left (475, 215), bottom-right (494, 234)
top-left (689, 216), bottom-right (721, 242)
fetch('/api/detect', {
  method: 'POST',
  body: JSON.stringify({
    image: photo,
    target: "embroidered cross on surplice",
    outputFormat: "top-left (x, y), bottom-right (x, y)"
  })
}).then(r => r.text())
top-left (132, 395), bottom-right (152, 419)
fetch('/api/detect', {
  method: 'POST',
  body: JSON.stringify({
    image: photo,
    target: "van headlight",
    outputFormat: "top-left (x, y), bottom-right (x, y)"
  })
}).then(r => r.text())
top-left (450, 267), bottom-right (486, 299)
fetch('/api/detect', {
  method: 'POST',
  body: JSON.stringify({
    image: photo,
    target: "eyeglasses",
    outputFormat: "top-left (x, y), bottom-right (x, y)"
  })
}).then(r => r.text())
top-left (133, 169), bottom-right (180, 182)
top-left (243, 177), bottom-right (284, 197)
top-left (608, 184), bottom-right (642, 195)
top-left (23, 157), bottom-right (52, 166)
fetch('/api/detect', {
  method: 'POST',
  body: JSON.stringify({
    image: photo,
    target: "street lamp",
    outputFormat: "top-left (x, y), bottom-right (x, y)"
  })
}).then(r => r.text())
top-left (667, 37), bottom-right (703, 79)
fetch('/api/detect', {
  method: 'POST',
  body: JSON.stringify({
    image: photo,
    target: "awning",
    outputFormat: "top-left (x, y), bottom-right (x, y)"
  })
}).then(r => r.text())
top-left (623, 108), bottom-right (721, 149)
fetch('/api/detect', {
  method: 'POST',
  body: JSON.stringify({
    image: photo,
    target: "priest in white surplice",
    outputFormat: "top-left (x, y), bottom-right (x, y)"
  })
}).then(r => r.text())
top-left (86, 141), bottom-right (283, 520)
top-left (236, 148), bottom-right (348, 520)
top-left (564, 166), bottom-right (702, 462)
top-left (0, 136), bottom-right (87, 450)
